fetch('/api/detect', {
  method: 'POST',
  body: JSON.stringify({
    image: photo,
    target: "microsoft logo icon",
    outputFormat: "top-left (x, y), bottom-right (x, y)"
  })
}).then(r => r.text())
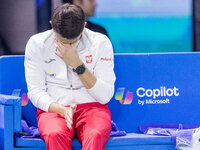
top-left (115, 88), bottom-right (133, 104)
top-left (12, 89), bottom-right (29, 106)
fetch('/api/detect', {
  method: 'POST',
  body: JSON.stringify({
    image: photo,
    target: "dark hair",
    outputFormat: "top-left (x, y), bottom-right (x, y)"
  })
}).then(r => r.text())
top-left (51, 4), bottom-right (85, 39)
top-left (62, 0), bottom-right (73, 4)
top-left (62, 0), bottom-right (83, 5)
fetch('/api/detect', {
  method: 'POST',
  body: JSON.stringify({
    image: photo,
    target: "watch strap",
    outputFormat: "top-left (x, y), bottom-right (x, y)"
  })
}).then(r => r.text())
top-left (73, 63), bottom-right (86, 75)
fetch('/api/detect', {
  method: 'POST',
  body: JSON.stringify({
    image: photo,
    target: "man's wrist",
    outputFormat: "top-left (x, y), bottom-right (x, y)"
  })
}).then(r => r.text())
top-left (72, 59), bottom-right (83, 69)
top-left (59, 106), bottom-right (66, 117)
top-left (49, 102), bottom-right (66, 117)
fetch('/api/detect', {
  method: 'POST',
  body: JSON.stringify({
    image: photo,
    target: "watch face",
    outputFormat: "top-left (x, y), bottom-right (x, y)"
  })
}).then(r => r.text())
top-left (76, 64), bottom-right (85, 74)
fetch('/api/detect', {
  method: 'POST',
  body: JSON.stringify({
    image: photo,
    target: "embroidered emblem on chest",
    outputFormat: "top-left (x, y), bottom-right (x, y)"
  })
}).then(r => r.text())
top-left (85, 55), bottom-right (93, 64)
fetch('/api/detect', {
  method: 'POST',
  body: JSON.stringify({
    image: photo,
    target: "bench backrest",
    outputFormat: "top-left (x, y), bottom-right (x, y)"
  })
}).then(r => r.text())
top-left (1, 53), bottom-right (200, 133)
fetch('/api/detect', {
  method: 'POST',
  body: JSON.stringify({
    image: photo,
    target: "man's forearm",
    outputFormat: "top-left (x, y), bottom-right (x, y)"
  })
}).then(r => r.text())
top-left (72, 59), bottom-right (97, 89)
top-left (78, 68), bottom-right (97, 89)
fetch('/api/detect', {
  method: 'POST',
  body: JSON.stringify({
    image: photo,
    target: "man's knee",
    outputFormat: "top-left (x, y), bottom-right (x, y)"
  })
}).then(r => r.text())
top-left (81, 129), bottom-right (110, 150)
top-left (88, 129), bottom-right (110, 141)
top-left (46, 130), bottom-right (71, 143)
top-left (90, 129), bottom-right (102, 140)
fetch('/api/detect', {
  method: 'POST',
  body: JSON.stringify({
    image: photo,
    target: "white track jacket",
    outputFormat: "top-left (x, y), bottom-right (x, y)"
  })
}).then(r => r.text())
top-left (25, 28), bottom-right (116, 112)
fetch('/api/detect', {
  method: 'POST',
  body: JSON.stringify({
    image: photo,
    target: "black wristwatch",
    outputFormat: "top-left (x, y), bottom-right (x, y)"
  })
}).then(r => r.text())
top-left (73, 64), bottom-right (86, 75)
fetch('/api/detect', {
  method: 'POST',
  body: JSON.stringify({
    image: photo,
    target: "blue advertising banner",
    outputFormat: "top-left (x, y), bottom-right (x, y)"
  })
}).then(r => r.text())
top-left (108, 53), bottom-right (200, 133)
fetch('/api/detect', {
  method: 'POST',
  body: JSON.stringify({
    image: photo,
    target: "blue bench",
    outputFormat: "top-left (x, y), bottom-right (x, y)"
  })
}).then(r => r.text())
top-left (1, 53), bottom-right (200, 150)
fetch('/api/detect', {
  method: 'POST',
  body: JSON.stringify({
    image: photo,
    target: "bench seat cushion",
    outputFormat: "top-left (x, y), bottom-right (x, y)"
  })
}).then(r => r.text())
top-left (15, 133), bottom-right (175, 149)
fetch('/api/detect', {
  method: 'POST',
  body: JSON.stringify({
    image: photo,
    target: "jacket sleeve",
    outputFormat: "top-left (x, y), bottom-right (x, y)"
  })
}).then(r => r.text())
top-left (87, 36), bottom-right (116, 104)
top-left (24, 37), bottom-right (54, 112)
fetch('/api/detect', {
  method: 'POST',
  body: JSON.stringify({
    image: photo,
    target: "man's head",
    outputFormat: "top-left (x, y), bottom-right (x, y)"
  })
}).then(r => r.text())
top-left (51, 3), bottom-right (85, 41)
top-left (63, 0), bottom-right (97, 18)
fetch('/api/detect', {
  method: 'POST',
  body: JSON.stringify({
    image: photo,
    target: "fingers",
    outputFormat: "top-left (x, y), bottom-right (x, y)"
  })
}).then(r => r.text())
top-left (68, 107), bottom-right (73, 119)
top-left (65, 115), bottom-right (72, 130)
top-left (62, 105), bottom-right (77, 130)
top-left (65, 112), bottom-right (73, 123)
top-left (55, 40), bottom-right (65, 53)
top-left (63, 107), bottom-right (74, 130)
top-left (55, 38), bottom-right (71, 51)
top-left (54, 39), bottom-right (72, 58)
top-left (54, 40), bottom-right (64, 56)
top-left (71, 104), bottom-right (77, 109)
top-left (54, 48), bottom-right (62, 58)
top-left (66, 119), bottom-right (71, 129)
top-left (66, 121), bottom-right (72, 130)
top-left (64, 112), bottom-right (73, 130)
top-left (70, 104), bottom-right (77, 114)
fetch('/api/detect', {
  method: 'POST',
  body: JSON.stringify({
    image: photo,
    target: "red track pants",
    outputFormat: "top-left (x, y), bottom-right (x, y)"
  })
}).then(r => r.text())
top-left (36, 102), bottom-right (111, 150)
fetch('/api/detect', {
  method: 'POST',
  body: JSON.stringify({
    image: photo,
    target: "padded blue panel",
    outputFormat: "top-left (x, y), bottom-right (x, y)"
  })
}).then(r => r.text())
top-left (14, 145), bottom-right (175, 150)
top-left (14, 148), bottom-right (45, 150)
top-left (104, 145), bottom-right (175, 150)
top-left (0, 94), bottom-right (22, 132)
top-left (15, 133), bottom-right (173, 148)
top-left (107, 133), bottom-right (173, 146)
top-left (15, 137), bottom-right (81, 148)
top-left (0, 56), bottom-right (37, 127)
top-left (0, 94), bottom-right (21, 105)
top-left (15, 137), bottom-right (46, 148)
top-left (108, 53), bottom-right (200, 133)
top-left (0, 105), bottom-right (14, 150)
top-left (0, 56), bottom-right (27, 94)
top-left (0, 105), bottom-right (5, 150)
